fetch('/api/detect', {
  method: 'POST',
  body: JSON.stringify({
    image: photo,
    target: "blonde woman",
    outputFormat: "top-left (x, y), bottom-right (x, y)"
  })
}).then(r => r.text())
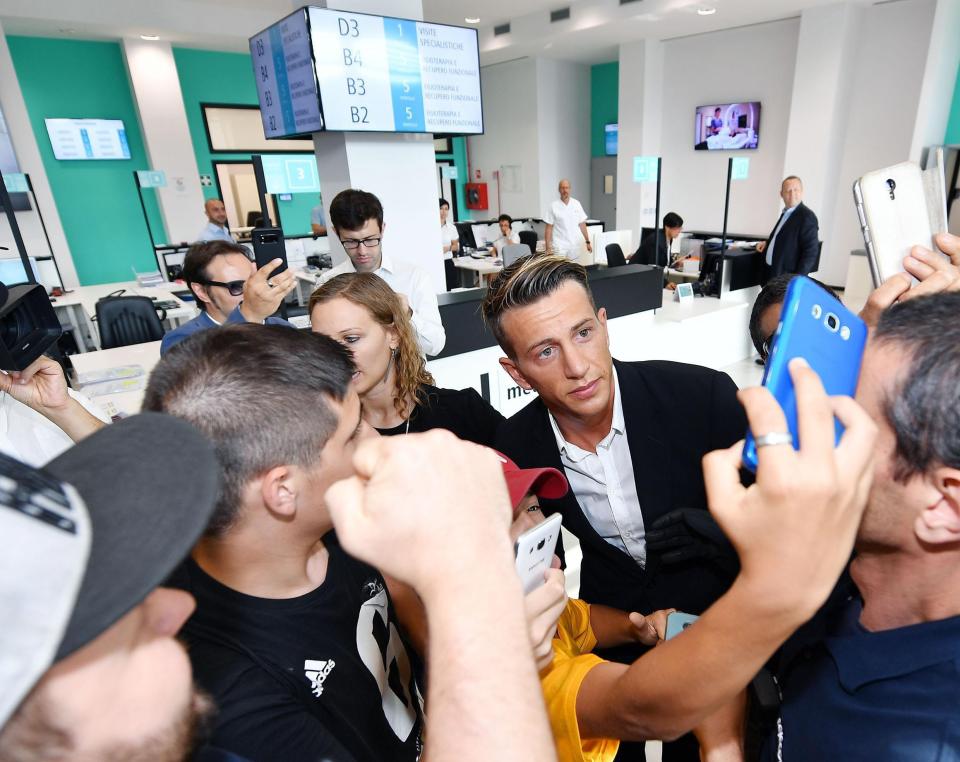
top-left (310, 273), bottom-right (504, 446)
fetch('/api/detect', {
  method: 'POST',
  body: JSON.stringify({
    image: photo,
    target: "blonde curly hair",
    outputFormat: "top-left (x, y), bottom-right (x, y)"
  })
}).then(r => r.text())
top-left (309, 273), bottom-right (434, 420)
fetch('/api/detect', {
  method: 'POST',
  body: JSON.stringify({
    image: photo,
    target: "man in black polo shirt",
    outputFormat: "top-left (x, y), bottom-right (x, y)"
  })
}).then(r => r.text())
top-left (760, 240), bottom-right (960, 759)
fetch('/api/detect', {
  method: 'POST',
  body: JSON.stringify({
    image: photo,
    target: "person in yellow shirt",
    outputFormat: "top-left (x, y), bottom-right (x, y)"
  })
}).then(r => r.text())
top-left (498, 451), bottom-right (675, 762)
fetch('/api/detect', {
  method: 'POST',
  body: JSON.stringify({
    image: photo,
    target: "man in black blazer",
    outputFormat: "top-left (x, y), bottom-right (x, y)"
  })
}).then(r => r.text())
top-left (757, 175), bottom-right (819, 284)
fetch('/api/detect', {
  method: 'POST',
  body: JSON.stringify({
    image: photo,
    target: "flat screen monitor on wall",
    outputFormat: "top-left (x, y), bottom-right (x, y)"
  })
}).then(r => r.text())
top-left (44, 119), bottom-right (131, 160)
top-left (250, 7), bottom-right (483, 137)
top-left (694, 102), bottom-right (761, 151)
top-left (605, 123), bottom-right (618, 156)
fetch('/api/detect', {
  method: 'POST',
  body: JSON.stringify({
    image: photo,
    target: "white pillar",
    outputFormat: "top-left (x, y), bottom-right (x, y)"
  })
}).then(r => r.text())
top-left (0, 20), bottom-right (79, 287)
top-left (781, 2), bottom-right (864, 284)
top-left (122, 38), bottom-right (207, 245)
top-left (615, 38), bottom-right (663, 241)
top-left (313, 0), bottom-right (444, 293)
top-left (908, 0), bottom-right (960, 161)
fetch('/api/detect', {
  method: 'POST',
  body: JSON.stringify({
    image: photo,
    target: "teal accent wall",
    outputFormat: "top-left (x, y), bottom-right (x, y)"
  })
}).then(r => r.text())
top-left (436, 136), bottom-right (471, 221)
top-left (7, 37), bottom-right (165, 285)
top-left (590, 62), bottom-right (619, 158)
top-left (174, 47), bottom-right (316, 237)
top-left (946, 59), bottom-right (960, 144)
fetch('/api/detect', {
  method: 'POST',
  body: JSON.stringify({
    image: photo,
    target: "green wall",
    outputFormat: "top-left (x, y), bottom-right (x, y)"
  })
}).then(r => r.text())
top-left (590, 62), bottom-right (619, 158)
top-left (7, 37), bottom-right (165, 285)
top-left (436, 136), bottom-right (471, 221)
top-left (946, 59), bottom-right (960, 144)
top-left (172, 46), bottom-right (314, 236)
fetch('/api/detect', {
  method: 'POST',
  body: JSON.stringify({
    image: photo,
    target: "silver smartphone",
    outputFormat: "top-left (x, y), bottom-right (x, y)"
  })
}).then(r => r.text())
top-left (514, 513), bottom-right (562, 595)
top-left (853, 156), bottom-right (947, 287)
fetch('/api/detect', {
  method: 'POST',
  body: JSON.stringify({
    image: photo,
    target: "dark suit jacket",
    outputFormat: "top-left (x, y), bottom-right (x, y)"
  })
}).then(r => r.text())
top-left (495, 359), bottom-right (746, 616)
top-left (630, 230), bottom-right (670, 268)
top-left (763, 202), bottom-right (820, 281)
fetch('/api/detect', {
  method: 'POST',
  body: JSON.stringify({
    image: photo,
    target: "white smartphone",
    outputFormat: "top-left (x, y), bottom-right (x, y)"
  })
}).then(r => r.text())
top-left (514, 513), bottom-right (562, 595)
top-left (853, 158), bottom-right (947, 287)
top-left (664, 612), bottom-right (699, 640)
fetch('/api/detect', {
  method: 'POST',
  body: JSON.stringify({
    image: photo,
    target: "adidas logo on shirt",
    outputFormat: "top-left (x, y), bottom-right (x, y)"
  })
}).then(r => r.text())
top-left (304, 659), bottom-right (336, 697)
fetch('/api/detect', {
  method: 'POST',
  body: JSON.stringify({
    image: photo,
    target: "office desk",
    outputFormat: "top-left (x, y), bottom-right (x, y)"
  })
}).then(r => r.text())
top-left (70, 341), bottom-right (162, 418)
top-left (452, 255), bottom-right (501, 287)
top-left (52, 281), bottom-right (197, 351)
top-left (294, 266), bottom-right (327, 306)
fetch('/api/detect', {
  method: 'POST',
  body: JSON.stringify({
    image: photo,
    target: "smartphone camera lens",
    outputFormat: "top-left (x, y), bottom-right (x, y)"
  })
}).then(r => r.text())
top-left (825, 313), bottom-right (839, 332)
top-left (840, 325), bottom-right (851, 340)
top-left (811, 304), bottom-right (823, 319)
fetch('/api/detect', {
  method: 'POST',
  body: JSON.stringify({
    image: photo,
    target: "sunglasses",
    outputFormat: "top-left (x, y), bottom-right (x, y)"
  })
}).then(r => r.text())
top-left (201, 279), bottom-right (245, 297)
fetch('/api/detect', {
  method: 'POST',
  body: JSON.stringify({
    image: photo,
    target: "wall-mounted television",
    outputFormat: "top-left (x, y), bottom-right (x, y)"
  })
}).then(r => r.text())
top-left (605, 123), bottom-right (618, 156)
top-left (44, 119), bottom-right (131, 160)
top-left (694, 102), bottom-right (760, 151)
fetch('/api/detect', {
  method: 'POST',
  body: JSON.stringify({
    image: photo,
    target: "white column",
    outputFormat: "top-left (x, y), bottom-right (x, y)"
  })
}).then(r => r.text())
top-left (615, 38), bottom-right (663, 241)
top-left (0, 20), bottom-right (79, 287)
top-left (313, 0), bottom-right (444, 293)
top-left (122, 38), bottom-right (206, 244)
top-left (781, 2), bottom-right (864, 283)
top-left (908, 0), bottom-right (960, 161)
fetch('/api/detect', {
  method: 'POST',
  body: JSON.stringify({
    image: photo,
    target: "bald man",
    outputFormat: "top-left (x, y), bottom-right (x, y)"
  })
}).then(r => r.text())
top-left (196, 198), bottom-right (236, 243)
top-left (545, 179), bottom-right (592, 260)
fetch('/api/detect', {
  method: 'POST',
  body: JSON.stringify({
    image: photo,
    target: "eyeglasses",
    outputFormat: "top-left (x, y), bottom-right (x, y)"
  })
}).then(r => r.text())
top-left (340, 237), bottom-right (382, 251)
top-left (201, 279), bottom-right (245, 296)
top-left (760, 337), bottom-right (772, 363)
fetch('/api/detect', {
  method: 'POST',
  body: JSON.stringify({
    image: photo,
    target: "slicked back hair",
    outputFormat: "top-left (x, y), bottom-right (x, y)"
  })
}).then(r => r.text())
top-left (481, 254), bottom-right (595, 358)
top-left (143, 324), bottom-right (356, 536)
top-left (181, 240), bottom-right (252, 312)
top-left (873, 292), bottom-right (960, 482)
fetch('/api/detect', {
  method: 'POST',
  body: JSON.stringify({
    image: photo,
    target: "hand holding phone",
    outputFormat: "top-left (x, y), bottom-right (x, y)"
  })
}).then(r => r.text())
top-left (664, 612), bottom-right (699, 640)
top-left (742, 277), bottom-right (867, 471)
top-left (514, 513), bottom-right (562, 594)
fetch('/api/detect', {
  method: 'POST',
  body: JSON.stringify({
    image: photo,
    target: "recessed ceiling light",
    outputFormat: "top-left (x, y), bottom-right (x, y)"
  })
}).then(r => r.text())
top-left (140, 34), bottom-right (160, 41)
top-left (697, 7), bottom-right (717, 15)
top-left (465, 17), bottom-right (480, 24)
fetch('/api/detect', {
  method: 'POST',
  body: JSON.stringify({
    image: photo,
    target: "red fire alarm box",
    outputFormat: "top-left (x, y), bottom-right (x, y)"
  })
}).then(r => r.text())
top-left (465, 182), bottom-right (488, 210)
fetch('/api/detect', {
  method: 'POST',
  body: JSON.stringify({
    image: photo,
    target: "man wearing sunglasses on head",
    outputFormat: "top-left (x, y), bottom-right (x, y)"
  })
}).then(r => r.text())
top-left (318, 189), bottom-right (445, 356)
top-left (161, 240), bottom-right (297, 354)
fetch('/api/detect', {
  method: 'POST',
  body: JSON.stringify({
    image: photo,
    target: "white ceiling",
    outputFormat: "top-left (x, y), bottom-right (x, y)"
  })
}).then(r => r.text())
top-left (0, 0), bottom-right (878, 65)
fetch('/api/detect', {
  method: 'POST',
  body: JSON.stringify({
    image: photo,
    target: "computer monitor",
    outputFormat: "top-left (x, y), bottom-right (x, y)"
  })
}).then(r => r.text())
top-left (455, 222), bottom-right (478, 249)
top-left (0, 257), bottom-right (38, 286)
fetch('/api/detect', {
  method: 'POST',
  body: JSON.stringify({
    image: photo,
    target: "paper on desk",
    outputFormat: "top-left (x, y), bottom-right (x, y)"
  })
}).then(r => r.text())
top-left (76, 364), bottom-right (144, 386)
top-left (79, 375), bottom-right (146, 398)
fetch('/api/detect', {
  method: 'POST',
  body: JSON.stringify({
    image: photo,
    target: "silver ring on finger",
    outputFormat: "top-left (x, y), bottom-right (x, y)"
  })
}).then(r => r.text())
top-left (755, 431), bottom-right (793, 448)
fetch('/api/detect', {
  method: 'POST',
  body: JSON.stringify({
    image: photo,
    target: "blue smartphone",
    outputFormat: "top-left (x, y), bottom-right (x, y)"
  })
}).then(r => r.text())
top-left (665, 612), bottom-right (699, 640)
top-left (742, 277), bottom-right (868, 472)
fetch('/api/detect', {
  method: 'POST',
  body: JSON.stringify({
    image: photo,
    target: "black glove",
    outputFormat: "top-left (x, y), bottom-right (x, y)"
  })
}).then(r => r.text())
top-left (646, 508), bottom-right (738, 575)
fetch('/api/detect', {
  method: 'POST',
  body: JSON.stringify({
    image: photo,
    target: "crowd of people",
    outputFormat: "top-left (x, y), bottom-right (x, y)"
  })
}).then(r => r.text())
top-left (1, 182), bottom-right (959, 761)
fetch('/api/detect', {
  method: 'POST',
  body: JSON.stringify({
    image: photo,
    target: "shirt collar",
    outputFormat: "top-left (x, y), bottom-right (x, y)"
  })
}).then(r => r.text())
top-left (203, 311), bottom-right (223, 327)
top-left (782, 204), bottom-right (799, 217)
top-left (549, 366), bottom-right (624, 462)
top-left (825, 599), bottom-right (960, 692)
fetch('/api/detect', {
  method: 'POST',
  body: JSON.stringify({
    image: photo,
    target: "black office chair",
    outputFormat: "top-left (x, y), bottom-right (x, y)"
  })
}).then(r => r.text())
top-left (518, 230), bottom-right (538, 255)
top-left (95, 296), bottom-right (166, 349)
top-left (605, 243), bottom-right (627, 267)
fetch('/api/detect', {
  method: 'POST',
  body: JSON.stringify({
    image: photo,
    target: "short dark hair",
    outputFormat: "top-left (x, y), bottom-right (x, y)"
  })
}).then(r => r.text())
top-left (143, 324), bottom-right (356, 536)
top-left (330, 189), bottom-right (384, 233)
top-left (181, 240), bottom-right (251, 312)
top-left (481, 255), bottom-right (595, 357)
top-left (749, 275), bottom-right (838, 359)
top-left (663, 212), bottom-right (683, 229)
top-left (439, 197), bottom-right (450, 209)
top-left (873, 292), bottom-right (960, 482)
top-left (498, 214), bottom-right (513, 225)
top-left (714, 107), bottom-right (721, 113)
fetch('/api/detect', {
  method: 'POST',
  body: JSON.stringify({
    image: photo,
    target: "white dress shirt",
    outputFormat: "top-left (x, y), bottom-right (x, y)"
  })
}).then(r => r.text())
top-left (492, 231), bottom-right (520, 255)
top-left (196, 221), bottom-right (236, 243)
top-left (319, 251), bottom-right (446, 356)
top-left (440, 222), bottom-right (459, 261)
top-left (549, 368), bottom-right (646, 566)
top-left (545, 197), bottom-right (588, 257)
top-left (765, 205), bottom-right (797, 266)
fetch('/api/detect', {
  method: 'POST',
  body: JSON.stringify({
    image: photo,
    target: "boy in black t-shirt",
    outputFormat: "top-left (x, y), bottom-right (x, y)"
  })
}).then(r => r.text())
top-left (145, 325), bottom-right (424, 762)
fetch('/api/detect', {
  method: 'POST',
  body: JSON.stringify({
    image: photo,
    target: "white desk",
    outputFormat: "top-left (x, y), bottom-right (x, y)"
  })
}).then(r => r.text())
top-left (294, 266), bottom-right (327, 306)
top-left (70, 341), bottom-right (162, 418)
top-left (52, 281), bottom-right (197, 351)
top-left (453, 255), bottom-right (502, 286)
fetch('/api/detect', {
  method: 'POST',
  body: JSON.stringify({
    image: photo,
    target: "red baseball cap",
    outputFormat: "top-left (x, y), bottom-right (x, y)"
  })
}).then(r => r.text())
top-left (494, 450), bottom-right (569, 507)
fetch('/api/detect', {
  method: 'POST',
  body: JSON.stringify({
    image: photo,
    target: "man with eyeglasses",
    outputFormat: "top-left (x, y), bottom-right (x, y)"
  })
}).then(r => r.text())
top-left (318, 189), bottom-right (445, 356)
top-left (161, 240), bottom-right (297, 354)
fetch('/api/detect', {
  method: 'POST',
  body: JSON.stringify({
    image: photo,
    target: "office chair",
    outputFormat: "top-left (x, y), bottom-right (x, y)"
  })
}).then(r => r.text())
top-left (95, 296), bottom-right (166, 349)
top-left (518, 230), bottom-right (537, 254)
top-left (605, 243), bottom-right (627, 267)
top-left (501, 243), bottom-right (531, 268)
